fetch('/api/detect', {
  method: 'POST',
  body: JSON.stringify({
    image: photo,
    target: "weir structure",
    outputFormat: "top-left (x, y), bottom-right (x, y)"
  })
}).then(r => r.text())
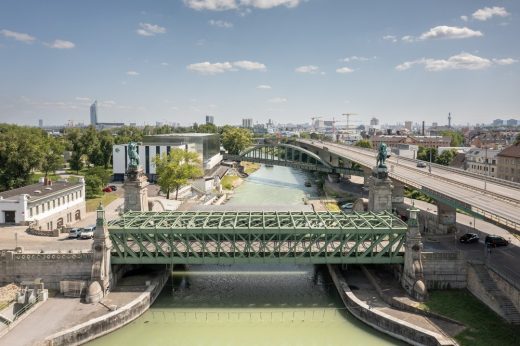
top-left (107, 211), bottom-right (408, 265)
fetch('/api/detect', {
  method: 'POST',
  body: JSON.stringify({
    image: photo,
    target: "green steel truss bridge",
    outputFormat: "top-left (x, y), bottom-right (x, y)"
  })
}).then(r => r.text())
top-left (223, 143), bottom-right (364, 176)
top-left (108, 211), bottom-right (408, 265)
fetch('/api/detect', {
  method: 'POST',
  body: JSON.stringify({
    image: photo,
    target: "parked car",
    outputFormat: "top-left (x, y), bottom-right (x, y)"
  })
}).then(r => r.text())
top-left (68, 228), bottom-right (82, 238)
top-left (416, 161), bottom-right (427, 168)
top-left (485, 235), bottom-right (508, 247)
top-left (341, 203), bottom-right (354, 210)
top-left (102, 186), bottom-right (113, 193)
top-left (80, 226), bottom-right (95, 239)
top-left (109, 185), bottom-right (118, 191)
top-left (459, 233), bottom-right (479, 244)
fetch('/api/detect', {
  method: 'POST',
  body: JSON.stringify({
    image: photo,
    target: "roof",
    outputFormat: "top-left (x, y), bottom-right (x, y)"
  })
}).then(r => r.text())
top-left (0, 181), bottom-right (82, 201)
top-left (497, 143), bottom-right (520, 158)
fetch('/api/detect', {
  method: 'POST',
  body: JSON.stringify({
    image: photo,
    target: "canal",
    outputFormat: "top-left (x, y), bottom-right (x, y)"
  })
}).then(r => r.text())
top-left (88, 165), bottom-right (401, 346)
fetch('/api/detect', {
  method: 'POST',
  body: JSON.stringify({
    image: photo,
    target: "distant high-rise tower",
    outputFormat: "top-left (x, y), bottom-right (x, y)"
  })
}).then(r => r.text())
top-left (448, 112), bottom-right (452, 128)
top-left (242, 118), bottom-right (253, 128)
top-left (38, 119), bottom-right (43, 128)
top-left (206, 115), bottom-right (214, 125)
top-left (90, 100), bottom-right (98, 126)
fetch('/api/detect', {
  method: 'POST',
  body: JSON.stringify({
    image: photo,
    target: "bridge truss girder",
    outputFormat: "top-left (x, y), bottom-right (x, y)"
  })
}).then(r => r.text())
top-left (108, 211), bottom-right (407, 265)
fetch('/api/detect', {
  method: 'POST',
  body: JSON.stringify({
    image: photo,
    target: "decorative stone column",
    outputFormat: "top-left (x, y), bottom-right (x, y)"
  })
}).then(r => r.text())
top-left (124, 167), bottom-right (149, 212)
top-left (368, 167), bottom-right (394, 212)
top-left (436, 201), bottom-right (457, 234)
top-left (392, 181), bottom-right (405, 208)
top-left (401, 207), bottom-right (427, 301)
top-left (86, 204), bottom-right (113, 303)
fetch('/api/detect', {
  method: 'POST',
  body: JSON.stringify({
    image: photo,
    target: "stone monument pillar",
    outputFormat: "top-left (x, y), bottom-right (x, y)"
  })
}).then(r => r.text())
top-left (123, 142), bottom-right (149, 212)
top-left (86, 204), bottom-right (113, 303)
top-left (368, 143), bottom-right (393, 212)
top-left (401, 207), bottom-right (427, 301)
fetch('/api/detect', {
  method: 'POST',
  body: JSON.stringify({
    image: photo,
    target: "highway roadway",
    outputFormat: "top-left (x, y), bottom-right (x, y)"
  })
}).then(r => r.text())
top-left (297, 139), bottom-right (520, 231)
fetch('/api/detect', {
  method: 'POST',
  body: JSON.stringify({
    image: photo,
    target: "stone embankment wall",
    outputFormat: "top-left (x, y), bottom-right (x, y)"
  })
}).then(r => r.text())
top-left (0, 250), bottom-right (92, 290)
top-left (488, 266), bottom-right (520, 313)
top-left (327, 264), bottom-right (455, 346)
top-left (421, 251), bottom-right (467, 289)
top-left (44, 269), bottom-right (169, 346)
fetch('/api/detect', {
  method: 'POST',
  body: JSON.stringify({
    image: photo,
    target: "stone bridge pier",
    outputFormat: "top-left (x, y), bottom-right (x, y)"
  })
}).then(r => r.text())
top-left (436, 202), bottom-right (457, 234)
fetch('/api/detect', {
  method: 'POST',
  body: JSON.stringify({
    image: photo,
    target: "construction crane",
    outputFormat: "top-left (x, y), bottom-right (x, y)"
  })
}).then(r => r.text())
top-left (342, 113), bottom-right (358, 142)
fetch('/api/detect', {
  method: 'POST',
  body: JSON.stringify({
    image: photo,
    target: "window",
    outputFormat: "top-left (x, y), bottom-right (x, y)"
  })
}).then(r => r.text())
top-left (58, 198), bottom-right (61, 206)
top-left (41, 204), bottom-right (45, 212)
top-left (53, 200), bottom-right (55, 208)
top-left (36, 205), bottom-right (39, 214)
top-left (29, 208), bottom-right (33, 217)
top-left (47, 202), bottom-right (50, 210)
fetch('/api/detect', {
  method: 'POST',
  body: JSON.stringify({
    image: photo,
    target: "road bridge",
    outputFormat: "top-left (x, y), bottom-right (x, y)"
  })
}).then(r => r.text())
top-left (296, 139), bottom-right (520, 232)
top-left (107, 210), bottom-right (408, 265)
top-left (223, 143), bottom-right (364, 176)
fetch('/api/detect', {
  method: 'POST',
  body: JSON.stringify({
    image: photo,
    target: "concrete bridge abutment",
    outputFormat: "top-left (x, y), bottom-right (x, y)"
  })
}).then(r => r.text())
top-left (436, 202), bottom-right (457, 234)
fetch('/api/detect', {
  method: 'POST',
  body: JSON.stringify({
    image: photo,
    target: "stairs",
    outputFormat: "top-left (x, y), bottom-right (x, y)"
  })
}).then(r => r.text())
top-left (472, 263), bottom-right (520, 324)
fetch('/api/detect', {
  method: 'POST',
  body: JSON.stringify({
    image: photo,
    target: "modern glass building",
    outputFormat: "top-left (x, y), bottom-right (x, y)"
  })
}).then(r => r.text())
top-left (90, 101), bottom-right (98, 126)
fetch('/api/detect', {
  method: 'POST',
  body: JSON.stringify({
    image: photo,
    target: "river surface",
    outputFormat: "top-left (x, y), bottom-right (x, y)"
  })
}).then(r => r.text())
top-left (89, 165), bottom-right (401, 346)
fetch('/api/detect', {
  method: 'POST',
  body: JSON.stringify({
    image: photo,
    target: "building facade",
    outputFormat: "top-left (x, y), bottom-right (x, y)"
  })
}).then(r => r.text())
top-left (0, 179), bottom-right (86, 228)
top-left (112, 133), bottom-right (222, 181)
top-left (206, 115), bottom-right (214, 124)
top-left (370, 135), bottom-right (451, 149)
top-left (465, 147), bottom-right (500, 177)
top-left (496, 143), bottom-right (520, 182)
top-left (242, 118), bottom-right (253, 128)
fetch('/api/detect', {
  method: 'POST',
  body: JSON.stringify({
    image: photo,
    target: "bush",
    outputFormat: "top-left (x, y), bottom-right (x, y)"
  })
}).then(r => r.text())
top-left (85, 175), bottom-right (102, 199)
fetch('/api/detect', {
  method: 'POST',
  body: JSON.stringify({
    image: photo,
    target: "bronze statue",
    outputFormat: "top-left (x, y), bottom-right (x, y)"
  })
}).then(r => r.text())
top-left (376, 143), bottom-right (388, 168)
top-left (128, 142), bottom-right (140, 169)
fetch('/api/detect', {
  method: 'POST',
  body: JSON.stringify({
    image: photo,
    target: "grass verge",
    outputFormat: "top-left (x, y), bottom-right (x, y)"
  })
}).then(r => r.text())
top-left (419, 290), bottom-right (519, 346)
top-left (221, 175), bottom-right (240, 190)
top-left (325, 202), bottom-right (341, 212)
top-left (86, 193), bottom-right (119, 212)
top-left (240, 161), bottom-right (261, 175)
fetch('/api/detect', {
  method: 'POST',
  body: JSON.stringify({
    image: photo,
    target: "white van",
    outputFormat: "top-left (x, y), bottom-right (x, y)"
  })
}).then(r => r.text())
top-left (80, 226), bottom-right (95, 239)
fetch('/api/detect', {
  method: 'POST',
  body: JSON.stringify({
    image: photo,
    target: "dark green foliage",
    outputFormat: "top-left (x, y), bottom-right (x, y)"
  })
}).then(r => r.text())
top-left (354, 139), bottom-right (372, 148)
top-left (85, 175), bottom-right (102, 199)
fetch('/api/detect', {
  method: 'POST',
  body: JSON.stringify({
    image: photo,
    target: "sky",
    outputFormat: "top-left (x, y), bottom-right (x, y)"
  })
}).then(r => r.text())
top-left (0, 0), bottom-right (519, 127)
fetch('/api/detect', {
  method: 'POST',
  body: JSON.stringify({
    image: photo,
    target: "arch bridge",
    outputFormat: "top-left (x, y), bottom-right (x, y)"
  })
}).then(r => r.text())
top-left (224, 143), bottom-right (364, 176)
top-left (108, 211), bottom-right (408, 265)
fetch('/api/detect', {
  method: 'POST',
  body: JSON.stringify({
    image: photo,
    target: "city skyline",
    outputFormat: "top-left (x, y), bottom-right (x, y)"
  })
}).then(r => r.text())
top-left (1, 0), bottom-right (519, 126)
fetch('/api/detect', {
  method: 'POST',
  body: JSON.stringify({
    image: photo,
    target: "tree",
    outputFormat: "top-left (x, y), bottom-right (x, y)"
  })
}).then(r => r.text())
top-left (439, 130), bottom-right (464, 147)
top-left (196, 123), bottom-right (218, 133)
top-left (88, 167), bottom-right (111, 186)
top-left (153, 149), bottom-right (202, 199)
top-left (41, 137), bottom-right (65, 178)
top-left (436, 149), bottom-right (457, 166)
top-left (98, 130), bottom-right (114, 168)
top-left (354, 139), bottom-right (372, 149)
top-left (69, 144), bottom-right (84, 173)
top-left (221, 127), bottom-right (253, 155)
top-left (417, 147), bottom-right (437, 162)
top-left (85, 175), bottom-right (102, 199)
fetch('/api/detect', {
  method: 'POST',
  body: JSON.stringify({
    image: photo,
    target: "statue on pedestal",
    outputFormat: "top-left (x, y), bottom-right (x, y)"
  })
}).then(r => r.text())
top-left (376, 143), bottom-right (388, 168)
top-left (124, 142), bottom-right (149, 212)
top-left (128, 141), bottom-right (140, 170)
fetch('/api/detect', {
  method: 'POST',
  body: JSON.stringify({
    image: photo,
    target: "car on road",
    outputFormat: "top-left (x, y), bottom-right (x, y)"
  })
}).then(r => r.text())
top-left (103, 186), bottom-right (113, 193)
top-left (416, 161), bottom-right (427, 168)
top-left (109, 185), bottom-right (118, 191)
top-left (68, 228), bottom-right (82, 238)
top-left (80, 226), bottom-right (95, 239)
top-left (459, 233), bottom-right (479, 244)
top-left (341, 203), bottom-right (354, 211)
top-left (485, 235), bottom-right (508, 247)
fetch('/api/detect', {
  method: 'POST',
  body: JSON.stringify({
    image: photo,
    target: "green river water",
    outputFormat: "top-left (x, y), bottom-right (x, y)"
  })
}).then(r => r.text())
top-left (88, 166), bottom-right (401, 346)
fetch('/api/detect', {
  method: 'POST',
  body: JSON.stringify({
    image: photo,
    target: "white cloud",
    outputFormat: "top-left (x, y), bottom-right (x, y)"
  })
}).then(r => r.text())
top-left (209, 19), bottom-right (233, 28)
top-left (343, 56), bottom-right (376, 62)
top-left (187, 60), bottom-right (266, 74)
top-left (418, 26), bottom-right (482, 40)
top-left (295, 65), bottom-right (320, 74)
top-left (460, 15), bottom-right (468, 22)
top-left (126, 71), bottom-right (140, 76)
top-left (268, 97), bottom-right (287, 103)
top-left (394, 53), bottom-right (515, 72)
top-left (0, 29), bottom-right (36, 43)
top-left (402, 26), bottom-right (482, 42)
top-left (183, 0), bottom-right (300, 11)
top-left (160, 62), bottom-right (169, 66)
top-left (257, 84), bottom-right (271, 89)
top-left (136, 23), bottom-right (166, 36)
top-left (336, 67), bottom-right (354, 74)
top-left (45, 39), bottom-right (75, 49)
top-left (492, 58), bottom-right (518, 65)
top-left (472, 6), bottom-right (510, 21)
top-left (187, 61), bottom-right (234, 74)
top-left (233, 60), bottom-right (266, 70)
top-left (75, 97), bottom-right (92, 102)
top-left (383, 35), bottom-right (397, 42)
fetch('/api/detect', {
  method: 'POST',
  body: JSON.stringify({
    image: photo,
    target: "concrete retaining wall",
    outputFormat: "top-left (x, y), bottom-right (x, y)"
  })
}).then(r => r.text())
top-left (327, 265), bottom-right (454, 346)
top-left (488, 266), bottom-right (520, 313)
top-left (466, 263), bottom-right (503, 317)
top-left (422, 252), bottom-right (467, 289)
top-left (0, 251), bottom-right (92, 290)
top-left (44, 269), bottom-right (169, 346)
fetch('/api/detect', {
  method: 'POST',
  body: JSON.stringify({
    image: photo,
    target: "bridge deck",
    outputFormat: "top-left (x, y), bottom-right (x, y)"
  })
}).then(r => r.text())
top-left (108, 211), bottom-right (408, 264)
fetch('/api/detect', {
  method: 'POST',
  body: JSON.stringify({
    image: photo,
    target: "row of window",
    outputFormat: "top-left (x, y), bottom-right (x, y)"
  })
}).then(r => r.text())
top-left (468, 164), bottom-right (495, 172)
top-left (29, 190), bottom-right (82, 218)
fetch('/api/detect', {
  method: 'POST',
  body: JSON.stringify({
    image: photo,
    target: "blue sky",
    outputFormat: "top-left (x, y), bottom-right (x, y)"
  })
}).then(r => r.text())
top-left (0, 0), bottom-right (519, 127)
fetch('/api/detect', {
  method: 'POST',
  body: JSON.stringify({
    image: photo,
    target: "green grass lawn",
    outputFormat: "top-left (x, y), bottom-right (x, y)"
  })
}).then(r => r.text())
top-left (419, 290), bottom-right (520, 346)
top-left (221, 175), bottom-right (240, 190)
top-left (86, 193), bottom-right (119, 212)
